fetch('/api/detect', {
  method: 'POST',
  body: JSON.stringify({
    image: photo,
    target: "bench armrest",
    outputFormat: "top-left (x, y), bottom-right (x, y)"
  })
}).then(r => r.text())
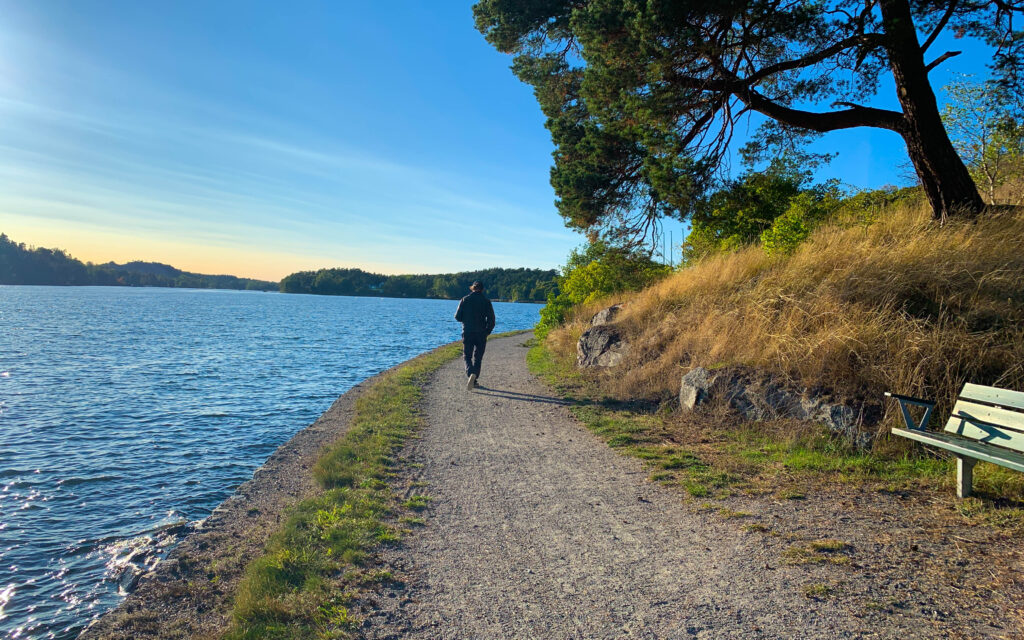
top-left (883, 391), bottom-right (936, 407)
top-left (885, 391), bottom-right (936, 431)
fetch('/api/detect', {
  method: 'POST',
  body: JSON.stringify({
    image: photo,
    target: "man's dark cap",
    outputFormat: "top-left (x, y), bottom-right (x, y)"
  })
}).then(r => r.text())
top-left (471, 281), bottom-right (483, 290)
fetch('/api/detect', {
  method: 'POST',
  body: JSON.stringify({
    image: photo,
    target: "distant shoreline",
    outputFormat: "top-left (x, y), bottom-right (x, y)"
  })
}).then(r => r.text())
top-left (0, 283), bottom-right (546, 303)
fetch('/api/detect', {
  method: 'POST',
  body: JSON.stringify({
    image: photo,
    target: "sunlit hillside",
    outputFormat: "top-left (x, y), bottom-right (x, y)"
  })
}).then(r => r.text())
top-left (546, 195), bottom-right (1024, 438)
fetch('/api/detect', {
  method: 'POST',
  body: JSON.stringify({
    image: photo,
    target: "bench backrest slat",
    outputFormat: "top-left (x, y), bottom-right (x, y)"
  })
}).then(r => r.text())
top-left (960, 383), bottom-right (1024, 411)
top-left (944, 399), bottom-right (1024, 453)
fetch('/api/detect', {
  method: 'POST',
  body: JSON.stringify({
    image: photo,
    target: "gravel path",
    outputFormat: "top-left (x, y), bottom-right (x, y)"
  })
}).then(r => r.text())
top-left (81, 334), bottom-right (1021, 639)
top-left (365, 334), bottom-right (956, 639)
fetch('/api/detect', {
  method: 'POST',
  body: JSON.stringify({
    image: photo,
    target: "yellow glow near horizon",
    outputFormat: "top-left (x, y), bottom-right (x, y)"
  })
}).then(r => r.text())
top-left (1, 222), bottom-right (409, 282)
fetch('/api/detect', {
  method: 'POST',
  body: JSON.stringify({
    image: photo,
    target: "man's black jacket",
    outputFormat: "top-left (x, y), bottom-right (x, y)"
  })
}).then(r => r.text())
top-left (455, 291), bottom-right (496, 334)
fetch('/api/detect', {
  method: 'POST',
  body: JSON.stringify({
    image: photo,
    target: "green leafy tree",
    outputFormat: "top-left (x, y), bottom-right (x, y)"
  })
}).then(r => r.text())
top-left (681, 168), bottom-right (804, 262)
top-left (760, 190), bottom-right (843, 255)
top-left (942, 76), bottom-right (1024, 205)
top-left (278, 266), bottom-right (559, 301)
top-left (537, 241), bottom-right (671, 336)
top-left (473, 0), bottom-right (1024, 232)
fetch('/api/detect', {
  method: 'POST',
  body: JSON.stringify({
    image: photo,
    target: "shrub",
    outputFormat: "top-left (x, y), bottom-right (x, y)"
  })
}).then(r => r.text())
top-left (761, 191), bottom-right (841, 256)
top-left (536, 241), bottom-right (671, 337)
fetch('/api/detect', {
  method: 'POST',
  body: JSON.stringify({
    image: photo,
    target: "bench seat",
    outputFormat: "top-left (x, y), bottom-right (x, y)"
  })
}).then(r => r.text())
top-left (887, 383), bottom-right (1024, 497)
top-left (891, 428), bottom-right (1024, 473)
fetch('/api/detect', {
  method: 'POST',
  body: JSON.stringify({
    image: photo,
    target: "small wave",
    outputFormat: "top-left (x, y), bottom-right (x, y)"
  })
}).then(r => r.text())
top-left (199, 411), bottom-right (230, 418)
top-left (0, 583), bottom-right (14, 619)
top-left (0, 469), bottom-right (36, 479)
top-left (57, 475), bottom-right (121, 487)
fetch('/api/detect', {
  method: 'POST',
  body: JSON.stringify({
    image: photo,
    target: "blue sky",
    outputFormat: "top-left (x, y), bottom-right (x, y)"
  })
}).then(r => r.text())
top-left (0, 1), bottom-right (996, 280)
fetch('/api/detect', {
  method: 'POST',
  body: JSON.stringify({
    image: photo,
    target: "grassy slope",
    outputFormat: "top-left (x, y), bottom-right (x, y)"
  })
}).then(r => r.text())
top-left (535, 199), bottom-right (1024, 520)
top-left (549, 200), bottom-right (1024, 436)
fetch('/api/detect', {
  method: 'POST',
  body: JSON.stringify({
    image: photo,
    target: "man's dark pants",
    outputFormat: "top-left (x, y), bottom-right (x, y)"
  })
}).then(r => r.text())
top-left (463, 331), bottom-right (487, 378)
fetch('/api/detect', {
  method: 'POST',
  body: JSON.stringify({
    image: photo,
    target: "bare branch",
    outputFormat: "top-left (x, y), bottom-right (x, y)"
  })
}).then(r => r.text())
top-left (833, 101), bottom-right (875, 109)
top-left (925, 50), bottom-right (962, 72)
top-left (738, 87), bottom-right (906, 132)
top-left (921, 0), bottom-right (958, 53)
top-left (741, 34), bottom-right (886, 85)
top-left (992, 0), bottom-right (1024, 13)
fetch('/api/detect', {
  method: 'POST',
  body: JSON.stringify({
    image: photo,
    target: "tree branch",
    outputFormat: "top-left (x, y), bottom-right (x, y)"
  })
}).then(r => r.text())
top-left (833, 101), bottom-right (873, 109)
top-left (738, 87), bottom-right (906, 132)
top-left (669, 70), bottom-right (906, 132)
top-left (921, 0), bottom-right (957, 53)
top-left (992, 0), bottom-right (1024, 14)
top-left (741, 34), bottom-right (886, 84)
top-left (925, 50), bottom-right (962, 71)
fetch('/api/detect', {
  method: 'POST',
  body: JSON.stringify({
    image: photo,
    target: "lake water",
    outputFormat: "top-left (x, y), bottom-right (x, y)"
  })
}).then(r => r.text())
top-left (0, 286), bottom-right (539, 639)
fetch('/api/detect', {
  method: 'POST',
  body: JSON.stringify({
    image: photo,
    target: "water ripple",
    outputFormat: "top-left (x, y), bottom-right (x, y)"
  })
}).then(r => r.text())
top-left (0, 286), bottom-right (539, 638)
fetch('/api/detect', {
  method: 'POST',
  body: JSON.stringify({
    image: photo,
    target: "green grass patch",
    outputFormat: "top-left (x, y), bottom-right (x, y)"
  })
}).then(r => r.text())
top-left (809, 538), bottom-right (848, 552)
top-left (718, 508), bottom-right (752, 519)
top-left (223, 343), bottom-right (461, 640)
top-left (723, 427), bottom-right (953, 484)
top-left (402, 494), bottom-right (431, 511)
top-left (783, 539), bottom-right (853, 566)
top-left (398, 516), bottom-right (426, 527)
top-left (802, 583), bottom-right (834, 599)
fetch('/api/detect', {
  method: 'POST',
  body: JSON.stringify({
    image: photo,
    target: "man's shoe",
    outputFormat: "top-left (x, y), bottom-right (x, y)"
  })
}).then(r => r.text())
top-left (467, 373), bottom-right (477, 390)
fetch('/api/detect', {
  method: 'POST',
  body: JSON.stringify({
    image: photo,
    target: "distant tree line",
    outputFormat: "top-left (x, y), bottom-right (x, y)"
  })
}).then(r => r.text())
top-left (280, 266), bottom-right (558, 301)
top-left (0, 234), bottom-right (278, 290)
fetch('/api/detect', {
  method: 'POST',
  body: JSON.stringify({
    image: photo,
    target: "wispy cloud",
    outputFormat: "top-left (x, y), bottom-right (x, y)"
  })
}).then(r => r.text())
top-left (0, 7), bottom-right (579, 278)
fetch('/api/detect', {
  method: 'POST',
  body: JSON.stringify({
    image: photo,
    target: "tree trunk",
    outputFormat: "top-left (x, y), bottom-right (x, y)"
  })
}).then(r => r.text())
top-left (880, 0), bottom-right (985, 219)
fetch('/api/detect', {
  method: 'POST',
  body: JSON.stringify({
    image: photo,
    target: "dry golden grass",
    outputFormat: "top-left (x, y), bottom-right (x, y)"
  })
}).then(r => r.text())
top-left (548, 198), bottom-right (1024, 437)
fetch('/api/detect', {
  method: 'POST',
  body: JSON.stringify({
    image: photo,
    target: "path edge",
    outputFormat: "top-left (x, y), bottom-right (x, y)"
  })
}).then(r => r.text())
top-left (80, 340), bottom-right (465, 640)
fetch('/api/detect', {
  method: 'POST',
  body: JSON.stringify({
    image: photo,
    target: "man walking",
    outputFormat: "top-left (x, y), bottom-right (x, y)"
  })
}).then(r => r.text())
top-left (455, 280), bottom-right (495, 390)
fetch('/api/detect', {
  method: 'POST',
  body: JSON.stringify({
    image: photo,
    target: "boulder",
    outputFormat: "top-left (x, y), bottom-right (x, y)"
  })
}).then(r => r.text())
top-left (577, 324), bottom-right (629, 368)
top-left (679, 367), bottom-right (776, 419)
top-left (679, 365), bottom-right (870, 448)
top-left (590, 304), bottom-right (623, 327)
top-left (795, 397), bottom-right (865, 448)
top-left (678, 367), bottom-right (715, 410)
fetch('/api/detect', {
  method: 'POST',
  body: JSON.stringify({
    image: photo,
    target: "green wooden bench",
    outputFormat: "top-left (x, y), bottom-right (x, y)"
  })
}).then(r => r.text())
top-left (886, 383), bottom-right (1024, 498)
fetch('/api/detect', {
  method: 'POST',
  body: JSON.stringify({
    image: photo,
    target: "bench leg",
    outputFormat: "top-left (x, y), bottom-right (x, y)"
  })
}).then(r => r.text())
top-left (956, 456), bottom-right (976, 499)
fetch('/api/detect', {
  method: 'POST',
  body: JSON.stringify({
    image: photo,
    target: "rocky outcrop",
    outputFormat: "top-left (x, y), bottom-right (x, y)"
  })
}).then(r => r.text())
top-left (577, 304), bottom-right (629, 368)
top-left (577, 324), bottom-right (629, 368)
top-left (679, 366), bottom-right (869, 448)
top-left (590, 304), bottom-right (623, 327)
